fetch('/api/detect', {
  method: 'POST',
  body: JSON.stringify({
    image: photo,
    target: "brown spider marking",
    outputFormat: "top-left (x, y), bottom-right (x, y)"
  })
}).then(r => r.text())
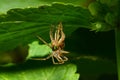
top-left (32, 22), bottom-right (69, 64)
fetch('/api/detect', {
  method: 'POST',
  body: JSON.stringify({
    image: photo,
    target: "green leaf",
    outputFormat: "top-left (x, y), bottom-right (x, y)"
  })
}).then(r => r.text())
top-left (0, 63), bottom-right (79, 80)
top-left (0, 3), bottom-right (92, 51)
top-left (28, 41), bottom-right (52, 59)
top-left (0, 0), bottom-right (93, 13)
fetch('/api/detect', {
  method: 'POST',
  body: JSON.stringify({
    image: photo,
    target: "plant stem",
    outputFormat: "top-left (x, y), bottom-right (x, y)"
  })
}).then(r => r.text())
top-left (115, 28), bottom-right (120, 80)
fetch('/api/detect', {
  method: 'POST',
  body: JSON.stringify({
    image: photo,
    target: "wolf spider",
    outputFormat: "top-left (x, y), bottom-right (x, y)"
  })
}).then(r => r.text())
top-left (32, 22), bottom-right (69, 64)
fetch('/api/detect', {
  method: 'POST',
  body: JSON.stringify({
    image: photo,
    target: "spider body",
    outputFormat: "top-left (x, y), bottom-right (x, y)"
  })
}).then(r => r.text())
top-left (32, 22), bottom-right (69, 64)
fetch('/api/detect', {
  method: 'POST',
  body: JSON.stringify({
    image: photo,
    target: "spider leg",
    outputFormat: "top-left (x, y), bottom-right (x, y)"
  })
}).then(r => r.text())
top-left (31, 54), bottom-right (52, 60)
top-left (61, 55), bottom-right (68, 61)
top-left (59, 31), bottom-right (65, 43)
top-left (52, 51), bottom-right (64, 64)
top-left (56, 56), bottom-right (63, 62)
top-left (61, 50), bottom-right (69, 54)
top-left (53, 59), bottom-right (64, 64)
top-left (52, 56), bottom-right (57, 64)
top-left (36, 35), bottom-right (51, 48)
top-left (55, 54), bottom-right (65, 64)
top-left (58, 24), bottom-right (65, 47)
top-left (53, 25), bottom-right (61, 47)
top-left (52, 56), bottom-right (63, 64)
top-left (50, 26), bottom-right (58, 48)
top-left (50, 25), bottom-right (54, 42)
top-left (55, 24), bottom-right (61, 41)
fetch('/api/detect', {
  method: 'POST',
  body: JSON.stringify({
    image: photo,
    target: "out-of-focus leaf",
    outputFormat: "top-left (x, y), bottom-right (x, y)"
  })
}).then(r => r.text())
top-left (0, 63), bottom-right (79, 80)
top-left (0, 45), bottom-right (28, 65)
top-left (88, 1), bottom-right (118, 32)
top-left (88, 1), bottom-right (108, 17)
top-left (100, 0), bottom-right (118, 7)
top-left (105, 12), bottom-right (118, 26)
top-left (0, 3), bottom-right (92, 51)
top-left (91, 21), bottom-right (114, 31)
top-left (88, 1), bottom-right (101, 16)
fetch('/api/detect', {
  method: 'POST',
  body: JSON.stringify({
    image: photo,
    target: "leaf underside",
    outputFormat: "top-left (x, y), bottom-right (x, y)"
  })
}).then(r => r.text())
top-left (0, 3), bottom-right (91, 51)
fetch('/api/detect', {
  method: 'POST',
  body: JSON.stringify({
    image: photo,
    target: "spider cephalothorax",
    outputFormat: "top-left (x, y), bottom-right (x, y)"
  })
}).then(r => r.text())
top-left (33, 22), bottom-right (69, 64)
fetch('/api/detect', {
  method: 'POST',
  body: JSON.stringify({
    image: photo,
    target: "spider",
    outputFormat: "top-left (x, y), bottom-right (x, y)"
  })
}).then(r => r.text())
top-left (32, 22), bottom-right (69, 64)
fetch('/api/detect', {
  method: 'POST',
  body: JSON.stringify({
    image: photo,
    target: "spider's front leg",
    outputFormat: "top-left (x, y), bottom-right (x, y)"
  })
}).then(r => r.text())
top-left (36, 35), bottom-right (51, 48)
top-left (49, 25), bottom-right (58, 49)
top-left (49, 25), bottom-right (54, 42)
top-left (58, 23), bottom-right (65, 49)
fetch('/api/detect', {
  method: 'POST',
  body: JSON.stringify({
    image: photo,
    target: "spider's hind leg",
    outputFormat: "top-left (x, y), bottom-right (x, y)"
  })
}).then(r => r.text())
top-left (31, 54), bottom-right (52, 60)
